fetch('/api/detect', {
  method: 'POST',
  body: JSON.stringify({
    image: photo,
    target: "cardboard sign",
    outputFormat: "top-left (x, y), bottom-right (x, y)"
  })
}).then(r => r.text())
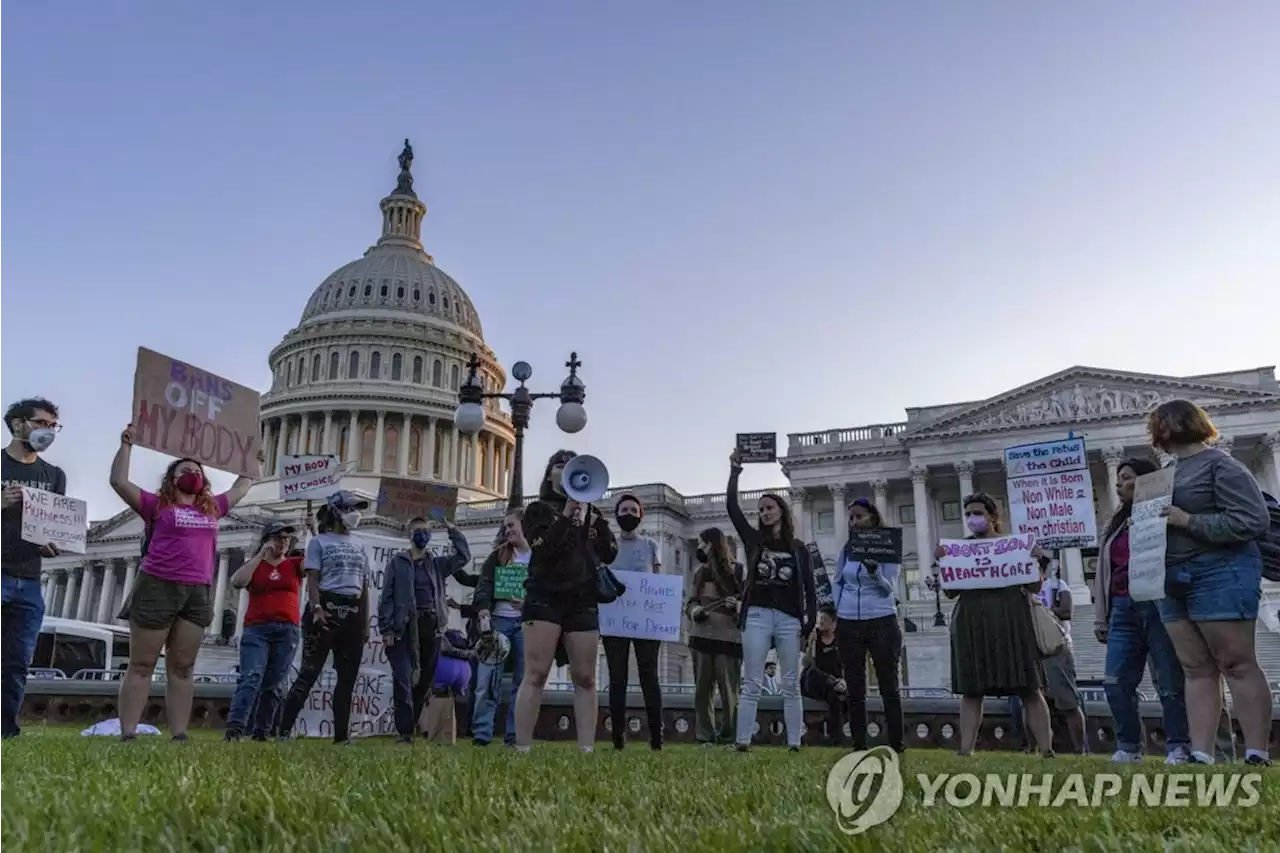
top-left (937, 533), bottom-right (1039, 591)
top-left (20, 487), bottom-right (87, 555)
top-left (1128, 467), bottom-right (1175, 602)
top-left (807, 543), bottom-right (833, 611)
top-left (492, 563), bottom-right (528, 601)
top-left (843, 527), bottom-right (904, 564)
top-left (131, 347), bottom-right (261, 478)
top-left (599, 574), bottom-right (685, 641)
top-left (1005, 437), bottom-right (1098, 549)
top-left (377, 477), bottom-right (458, 523)
top-left (735, 432), bottom-right (777, 464)
top-left (279, 454), bottom-right (343, 501)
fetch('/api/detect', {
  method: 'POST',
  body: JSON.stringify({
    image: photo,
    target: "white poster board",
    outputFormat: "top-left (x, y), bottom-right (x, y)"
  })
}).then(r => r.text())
top-left (278, 454), bottom-right (343, 501)
top-left (1005, 437), bottom-right (1098, 549)
top-left (1127, 467), bottom-right (1174, 602)
top-left (20, 487), bottom-right (88, 555)
top-left (599, 574), bottom-right (685, 641)
top-left (938, 533), bottom-right (1040, 591)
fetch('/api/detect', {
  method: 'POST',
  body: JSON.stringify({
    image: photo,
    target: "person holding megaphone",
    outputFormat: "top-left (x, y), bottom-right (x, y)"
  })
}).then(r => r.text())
top-left (512, 450), bottom-right (618, 753)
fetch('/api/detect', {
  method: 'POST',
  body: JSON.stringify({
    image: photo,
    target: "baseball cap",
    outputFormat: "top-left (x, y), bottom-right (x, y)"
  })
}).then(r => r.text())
top-left (326, 490), bottom-right (370, 511)
top-left (261, 521), bottom-right (297, 538)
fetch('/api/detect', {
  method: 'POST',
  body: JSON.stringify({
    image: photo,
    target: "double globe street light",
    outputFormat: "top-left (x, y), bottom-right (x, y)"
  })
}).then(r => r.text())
top-left (453, 351), bottom-right (587, 510)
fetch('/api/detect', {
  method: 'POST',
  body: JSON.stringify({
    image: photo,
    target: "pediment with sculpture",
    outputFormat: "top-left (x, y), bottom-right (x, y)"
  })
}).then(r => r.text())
top-left (905, 367), bottom-right (1280, 440)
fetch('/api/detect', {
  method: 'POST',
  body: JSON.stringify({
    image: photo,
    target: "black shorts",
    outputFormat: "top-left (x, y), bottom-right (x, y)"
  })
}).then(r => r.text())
top-left (118, 570), bottom-right (214, 629)
top-left (522, 587), bottom-right (598, 634)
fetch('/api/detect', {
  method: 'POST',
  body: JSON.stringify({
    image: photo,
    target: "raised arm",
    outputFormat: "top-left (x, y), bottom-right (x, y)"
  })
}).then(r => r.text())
top-left (436, 524), bottom-right (472, 574)
top-left (725, 457), bottom-right (755, 544)
top-left (1183, 456), bottom-right (1271, 544)
top-left (231, 542), bottom-right (268, 589)
top-left (223, 449), bottom-right (265, 510)
top-left (109, 425), bottom-right (144, 515)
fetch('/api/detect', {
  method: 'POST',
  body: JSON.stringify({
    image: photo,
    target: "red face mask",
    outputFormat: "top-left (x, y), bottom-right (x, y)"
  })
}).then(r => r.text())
top-left (175, 470), bottom-right (204, 495)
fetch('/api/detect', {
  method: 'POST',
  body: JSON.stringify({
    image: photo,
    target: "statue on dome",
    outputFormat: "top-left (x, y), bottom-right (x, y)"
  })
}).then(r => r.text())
top-left (394, 138), bottom-right (415, 196)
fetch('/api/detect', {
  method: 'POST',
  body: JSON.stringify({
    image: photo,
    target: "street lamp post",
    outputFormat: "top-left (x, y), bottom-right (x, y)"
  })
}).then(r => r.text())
top-left (924, 568), bottom-right (946, 627)
top-left (453, 351), bottom-right (587, 511)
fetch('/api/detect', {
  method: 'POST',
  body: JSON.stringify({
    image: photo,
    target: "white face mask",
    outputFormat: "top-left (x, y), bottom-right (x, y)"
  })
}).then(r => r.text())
top-left (25, 427), bottom-right (56, 453)
top-left (340, 510), bottom-right (362, 530)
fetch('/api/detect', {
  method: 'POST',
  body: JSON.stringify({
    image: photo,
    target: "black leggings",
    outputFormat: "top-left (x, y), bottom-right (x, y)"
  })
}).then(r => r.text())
top-left (836, 615), bottom-right (904, 751)
top-left (279, 594), bottom-right (365, 742)
top-left (602, 636), bottom-right (663, 746)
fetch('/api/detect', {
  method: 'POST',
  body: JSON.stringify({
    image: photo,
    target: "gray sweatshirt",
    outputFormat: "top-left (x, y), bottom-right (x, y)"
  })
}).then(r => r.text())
top-left (1167, 447), bottom-right (1270, 565)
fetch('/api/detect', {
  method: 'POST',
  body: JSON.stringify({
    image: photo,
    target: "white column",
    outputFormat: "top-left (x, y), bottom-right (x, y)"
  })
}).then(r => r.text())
top-left (95, 562), bottom-right (117, 624)
top-left (373, 410), bottom-right (387, 475)
top-left (788, 489), bottom-right (810, 542)
top-left (75, 565), bottom-right (95, 621)
top-left (910, 466), bottom-right (933, 577)
top-left (41, 573), bottom-right (53, 602)
top-left (422, 417), bottom-right (436, 479)
top-left (1102, 446), bottom-right (1126, 515)
top-left (449, 427), bottom-right (460, 483)
top-left (955, 460), bottom-right (975, 501)
top-left (473, 433), bottom-right (484, 487)
top-left (234, 588), bottom-right (250, 641)
top-left (871, 477), bottom-right (890, 521)
top-left (398, 413), bottom-right (412, 476)
top-left (121, 557), bottom-right (139, 605)
top-left (347, 410), bottom-right (361, 465)
top-left (301, 414), bottom-right (313, 454)
top-left (211, 551), bottom-right (230, 637)
top-left (1063, 548), bottom-right (1090, 606)
top-left (61, 569), bottom-right (79, 618)
top-left (1266, 432), bottom-right (1280, 496)
top-left (830, 484), bottom-right (848, 539)
top-left (322, 410), bottom-right (334, 455)
top-left (274, 417), bottom-right (289, 476)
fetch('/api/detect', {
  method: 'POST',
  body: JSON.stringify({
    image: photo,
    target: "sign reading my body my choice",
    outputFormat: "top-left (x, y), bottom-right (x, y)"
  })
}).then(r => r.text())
top-left (1004, 437), bottom-right (1098, 549)
top-left (599, 574), bottom-right (685, 641)
top-left (279, 454), bottom-right (343, 501)
top-left (131, 347), bottom-right (262, 477)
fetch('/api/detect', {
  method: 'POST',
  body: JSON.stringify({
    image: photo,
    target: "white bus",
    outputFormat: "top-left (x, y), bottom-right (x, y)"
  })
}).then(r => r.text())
top-left (33, 617), bottom-right (130, 678)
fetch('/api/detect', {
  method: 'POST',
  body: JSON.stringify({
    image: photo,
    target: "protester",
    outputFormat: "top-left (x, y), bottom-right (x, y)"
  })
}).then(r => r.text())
top-left (512, 450), bottom-right (618, 753)
top-left (602, 493), bottom-right (664, 750)
top-left (1093, 457), bottom-right (1191, 763)
top-left (833, 497), bottom-right (904, 752)
top-left (224, 521), bottom-right (302, 742)
top-left (685, 526), bottom-right (743, 746)
top-left (472, 510), bottom-right (529, 747)
top-left (278, 491), bottom-right (373, 745)
top-left (109, 423), bottom-right (259, 741)
top-left (1148, 400), bottom-right (1272, 766)
top-left (726, 448), bottom-right (817, 752)
top-left (1, 398), bottom-right (67, 740)
top-left (801, 611), bottom-right (847, 746)
top-left (940, 492), bottom-right (1054, 757)
top-left (379, 515), bottom-right (472, 744)
top-left (1034, 555), bottom-right (1086, 753)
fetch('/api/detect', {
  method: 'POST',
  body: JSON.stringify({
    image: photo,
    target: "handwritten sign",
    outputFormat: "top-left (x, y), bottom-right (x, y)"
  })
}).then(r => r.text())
top-left (807, 543), bottom-right (833, 611)
top-left (937, 533), bottom-right (1039, 591)
top-left (279, 454), bottom-right (343, 501)
top-left (1128, 467), bottom-right (1174, 602)
top-left (844, 527), bottom-right (904, 563)
top-left (492, 563), bottom-right (528, 601)
top-left (1005, 438), bottom-right (1098, 549)
top-left (735, 432), bottom-right (777, 464)
top-left (131, 347), bottom-right (261, 477)
top-left (20, 487), bottom-right (87, 555)
top-left (377, 477), bottom-right (458, 523)
top-left (599, 574), bottom-right (685, 641)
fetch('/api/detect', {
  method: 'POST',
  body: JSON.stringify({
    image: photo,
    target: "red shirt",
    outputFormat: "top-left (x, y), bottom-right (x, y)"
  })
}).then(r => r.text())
top-left (243, 556), bottom-right (305, 627)
top-left (1109, 528), bottom-right (1131, 598)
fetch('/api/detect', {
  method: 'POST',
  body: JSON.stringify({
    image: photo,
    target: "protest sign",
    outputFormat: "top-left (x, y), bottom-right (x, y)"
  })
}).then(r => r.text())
top-left (492, 563), bottom-right (528, 601)
top-left (1127, 467), bottom-right (1175, 602)
top-left (279, 454), bottom-right (343, 501)
top-left (599, 574), bottom-right (685, 641)
top-left (735, 432), bottom-right (777, 463)
top-left (377, 477), bottom-right (458, 523)
top-left (1005, 437), bottom-right (1098, 549)
top-left (131, 347), bottom-right (261, 478)
top-left (937, 533), bottom-right (1040, 591)
top-left (843, 527), bottom-right (904, 564)
top-left (20, 487), bottom-right (87, 555)
top-left (806, 543), bottom-right (833, 611)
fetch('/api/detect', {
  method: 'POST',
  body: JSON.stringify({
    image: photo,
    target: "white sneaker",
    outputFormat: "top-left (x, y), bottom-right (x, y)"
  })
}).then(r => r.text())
top-left (1111, 749), bottom-right (1143, 763)
top-left (1166, 746), bottom-right (1191, 765)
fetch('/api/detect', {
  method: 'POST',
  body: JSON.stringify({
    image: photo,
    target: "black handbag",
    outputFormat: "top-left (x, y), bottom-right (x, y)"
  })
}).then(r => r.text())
top-left (596, 565), bottom-right (626, 604)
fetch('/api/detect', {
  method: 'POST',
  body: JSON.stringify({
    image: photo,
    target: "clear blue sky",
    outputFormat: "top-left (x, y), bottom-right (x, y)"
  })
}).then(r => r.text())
top-left (4, 2), bottom-right (1278, 520)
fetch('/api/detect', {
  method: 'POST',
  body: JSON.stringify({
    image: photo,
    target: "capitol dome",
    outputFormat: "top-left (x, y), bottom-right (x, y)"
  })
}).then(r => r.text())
top-left (257, 141), bottom-right (514, 503)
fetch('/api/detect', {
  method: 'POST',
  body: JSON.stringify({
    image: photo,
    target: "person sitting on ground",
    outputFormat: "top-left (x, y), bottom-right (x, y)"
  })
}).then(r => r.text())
top-left (800, 611), bottom-right (847, 746)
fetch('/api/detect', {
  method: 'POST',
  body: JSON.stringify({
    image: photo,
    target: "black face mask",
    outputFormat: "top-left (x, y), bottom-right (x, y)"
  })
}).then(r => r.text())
top-left (695, 547), bottom-right (708, 563)
top-left (617, 515), bottom-right (641, 533)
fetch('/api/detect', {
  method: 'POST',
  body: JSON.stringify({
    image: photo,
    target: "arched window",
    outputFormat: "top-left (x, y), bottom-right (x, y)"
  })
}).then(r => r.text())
top-left (396, 286), bottom-right (405, 300)
top-left (384, 426), bottom-right (399, 473)
top-left (409, 428), bottom-right (422, 474)
top-left (412, 356), bottom-right (423, 384)
top-left (359, 425), bottom-right (375, 471)
top-left (450, 363), bottom-right (460, 391)
top-left (370, 351), bottom-right (381, 380)
top-left (432, 359), bottom-right (443, 387)
top-left (311, 354), bottom-right (321, 382)
top-left (329, 351), bottom-right (340, 380)
top-left (391, 353), bottom-right (402, 381)
top-left (348, 351), bottom-right (360, 378)
top-left (364, 284), bottom-right (372, 297)
top-left (348, 285), bottom-right (356, 299)
top-left (338, 426), bottom-right (350, 462)
top-left (286, 360), bottom-right (294, 386)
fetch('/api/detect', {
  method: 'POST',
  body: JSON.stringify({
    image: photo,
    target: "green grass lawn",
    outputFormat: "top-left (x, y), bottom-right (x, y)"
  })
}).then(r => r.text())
top-left (2, 727), bottom-right (1277, 852)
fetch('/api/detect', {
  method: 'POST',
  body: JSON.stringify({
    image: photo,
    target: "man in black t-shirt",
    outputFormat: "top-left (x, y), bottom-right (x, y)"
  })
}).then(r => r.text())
top-left (1, 397), bottom-right (68, 739)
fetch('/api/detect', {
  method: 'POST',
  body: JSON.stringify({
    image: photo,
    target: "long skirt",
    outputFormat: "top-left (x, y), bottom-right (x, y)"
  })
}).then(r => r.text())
top-left (950, 586), bottom-right (1043, 697)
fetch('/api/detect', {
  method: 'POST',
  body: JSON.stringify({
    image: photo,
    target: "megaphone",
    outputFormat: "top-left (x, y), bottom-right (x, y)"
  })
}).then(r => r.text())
top-left (562, 455), bottom-right (609, 503)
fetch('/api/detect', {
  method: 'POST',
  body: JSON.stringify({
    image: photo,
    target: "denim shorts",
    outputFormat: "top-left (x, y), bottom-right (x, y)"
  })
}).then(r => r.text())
top-left (1158, 544), bottom-right (1262, 624)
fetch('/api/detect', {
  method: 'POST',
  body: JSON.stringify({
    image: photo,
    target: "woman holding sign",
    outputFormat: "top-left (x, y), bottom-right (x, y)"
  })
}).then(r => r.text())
top-left (471, 509), bottom-right (529, 747)
top-left (938, 492), bottom-right (1054, 757)
top-left (110, 424), bottom-right (261, 741)
top-left (726, 448), bottom-right (817, 752)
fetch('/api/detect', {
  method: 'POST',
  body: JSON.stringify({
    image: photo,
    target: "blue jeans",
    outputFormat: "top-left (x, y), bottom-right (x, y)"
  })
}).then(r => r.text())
top-left (738, 607), bottom-right (803, 747)
top-left (1105, 594), bottom-right (1190, 754)
top-left (2, 575), bottom-right (46, 738)
top-left (471, 615), bottom-right (524, 745)
top-left (228, 622), bottom-right (300, 737)
top-left (1159, 544), bottom-right (1262, 624)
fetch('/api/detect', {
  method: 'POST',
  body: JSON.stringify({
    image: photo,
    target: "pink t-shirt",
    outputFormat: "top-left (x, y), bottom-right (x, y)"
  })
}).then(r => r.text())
top-left (137, 490), bottom-right (230, 585)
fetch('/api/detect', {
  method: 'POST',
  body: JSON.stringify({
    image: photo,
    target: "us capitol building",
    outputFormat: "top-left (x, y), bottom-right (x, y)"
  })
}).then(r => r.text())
top-left (40, 143), bottom-right (1280, 690)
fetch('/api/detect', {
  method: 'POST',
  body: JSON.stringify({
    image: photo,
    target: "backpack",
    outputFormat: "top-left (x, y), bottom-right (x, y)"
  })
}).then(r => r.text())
top-left (1260, 491), bottom-right (1280, 583)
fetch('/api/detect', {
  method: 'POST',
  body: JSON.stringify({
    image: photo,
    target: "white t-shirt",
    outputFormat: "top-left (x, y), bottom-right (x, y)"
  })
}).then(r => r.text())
top-left (494, 549), bottom-right (532, 619)
top-left (1037, 578), bottom-right (1073, 647)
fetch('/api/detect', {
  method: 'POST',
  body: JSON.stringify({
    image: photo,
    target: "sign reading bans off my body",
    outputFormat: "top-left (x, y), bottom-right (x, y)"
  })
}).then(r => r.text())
top-left (131, 347), bottom-right (262, 478)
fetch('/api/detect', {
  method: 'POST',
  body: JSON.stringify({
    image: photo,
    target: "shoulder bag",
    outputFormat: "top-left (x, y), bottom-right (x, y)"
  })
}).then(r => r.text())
top-left (1029, 595), bottom-right (1067, 658)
